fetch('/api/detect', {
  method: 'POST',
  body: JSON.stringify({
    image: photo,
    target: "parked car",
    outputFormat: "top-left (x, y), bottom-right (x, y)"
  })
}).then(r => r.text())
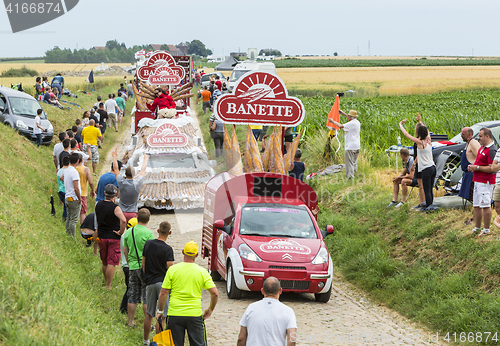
top-left (227, 61), bottom-right (277, 92)
top-left (421, 121), bottom-right (500, 185)
top-left (0, 86), bottom-right (53, 144)
top-left (201, 72), bottom-right (226, 88)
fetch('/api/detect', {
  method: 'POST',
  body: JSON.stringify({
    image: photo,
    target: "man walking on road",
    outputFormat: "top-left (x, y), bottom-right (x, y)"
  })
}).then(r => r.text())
top-left (156, 241), bottom-right (219, 346)
top-left (328, 109), bottom-right (361, 179)
top-left (113, 150), bottom-right (149, 223)
top-left (142, 221), bottom-right (174, 345)
top-left (468, 128), bottom-right (497, 238)
top-left (123, 208), bottom-right (155, 327)
top-left (63, 153), bottom-right (82, 237)
top-left (237, 277), bottom-right (297, 346)
top-left (104, 93), bottom-right (119, 132)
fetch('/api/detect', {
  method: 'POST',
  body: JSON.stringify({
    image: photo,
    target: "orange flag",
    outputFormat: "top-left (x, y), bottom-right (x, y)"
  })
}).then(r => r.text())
top-left (326, 95), bottom-right (340, 130)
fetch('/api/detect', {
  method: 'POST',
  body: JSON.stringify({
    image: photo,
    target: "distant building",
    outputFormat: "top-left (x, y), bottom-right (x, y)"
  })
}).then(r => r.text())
top-left (92, 46), bottom-right (106, 52)
top-left (230, 52), bottom-right (247, 59)
top-left (148, 44), bottom-right (163, 51)
top-left (176, 43), bottom-right (188, 55)
top-left (256, 55), bottom-right (275, 61)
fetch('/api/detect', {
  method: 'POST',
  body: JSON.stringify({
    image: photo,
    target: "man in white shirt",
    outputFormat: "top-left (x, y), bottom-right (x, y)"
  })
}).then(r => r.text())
top-left (237, 277), bottom-right (297, 346)
top-left (329, 109), bottom-right (361, 179)
top-left (63, 153), bottom-right (82, 237)
top-left (53, 131), bottom-right (69, 173)
top-left (104, 93), bottom-right (120, 132)
top-left (33, 109), bottom-right (45, 147)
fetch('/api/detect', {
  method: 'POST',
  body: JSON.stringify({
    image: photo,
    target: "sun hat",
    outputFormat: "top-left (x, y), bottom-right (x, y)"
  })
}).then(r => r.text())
top-left (183, 241), bottom-right (199, 256)
top-left (348, 110), bottom-right (358, 118)
top-left (127, 217), bottom-right (138, 228)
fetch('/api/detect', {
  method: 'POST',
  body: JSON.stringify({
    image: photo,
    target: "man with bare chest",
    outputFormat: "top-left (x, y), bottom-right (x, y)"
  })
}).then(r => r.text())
top-left (458, 127), bottom-right (480, 202)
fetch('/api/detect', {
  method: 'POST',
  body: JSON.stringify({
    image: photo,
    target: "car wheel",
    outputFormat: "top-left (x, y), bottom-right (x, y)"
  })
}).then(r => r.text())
top-left (226, 262), bottom-right (242, 299)
top-left (439, 158), bottom-right (460, 186)
top-left (210, 269), bottom-right (222, 281)
top-left (314, 283), bottom-right (332, 303)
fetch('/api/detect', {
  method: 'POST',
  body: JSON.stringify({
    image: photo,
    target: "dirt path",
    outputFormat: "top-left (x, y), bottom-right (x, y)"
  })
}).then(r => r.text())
top-left (104, 113), bottom-right (448, 346)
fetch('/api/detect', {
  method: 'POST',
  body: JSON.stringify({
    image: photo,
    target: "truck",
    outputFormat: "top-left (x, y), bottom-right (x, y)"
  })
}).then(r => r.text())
top-left (227, 61), bottom-right (277, 92)
top-left (201, 172), bottom-right (334, 302)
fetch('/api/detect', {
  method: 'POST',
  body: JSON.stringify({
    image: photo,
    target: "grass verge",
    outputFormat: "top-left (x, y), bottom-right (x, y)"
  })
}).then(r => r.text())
top-left (0, 82), bottom-right (144, 345)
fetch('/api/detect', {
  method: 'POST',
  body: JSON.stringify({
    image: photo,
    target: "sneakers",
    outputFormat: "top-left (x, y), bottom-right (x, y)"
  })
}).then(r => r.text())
top-left (143, 341), bottom-right (150, 346)
top-left (387, 201), bottom-right (398, 207)
top-left (475, 229), bottom-right (490, 239)
top-left (413, 203), bottom-right (427, 211)
top-left (424, 204), bottom-right (438, 212)
top-left (395, 202), bottom-right (404, 208)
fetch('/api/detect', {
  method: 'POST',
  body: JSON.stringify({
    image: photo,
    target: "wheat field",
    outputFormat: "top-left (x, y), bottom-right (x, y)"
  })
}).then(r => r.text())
top-left (0, 62), bottom-right (131, 74)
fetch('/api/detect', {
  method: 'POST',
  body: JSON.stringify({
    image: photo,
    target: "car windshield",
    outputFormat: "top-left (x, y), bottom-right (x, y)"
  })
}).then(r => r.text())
top-left (448, 124), bottom-right (485, 143)
top-left (229, 70), bottom-right (250, 82)
top-left (148, 153), bottom-right (196, 169)
top-left (239, 204), bottom-right (317, 239)
top-left (8, 97), bottom-right (46, 119)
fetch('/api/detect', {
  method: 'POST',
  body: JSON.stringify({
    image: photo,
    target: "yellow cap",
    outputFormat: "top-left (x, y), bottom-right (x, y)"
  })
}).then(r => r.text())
top-left (183, 241), bottom-right (199, 256)
top-left (127, 218), bottom-right (138, 228)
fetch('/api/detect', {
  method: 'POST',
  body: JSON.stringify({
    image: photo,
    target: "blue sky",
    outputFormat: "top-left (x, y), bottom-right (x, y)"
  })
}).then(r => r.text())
top-left (1, 0), bottom-right (499, 58)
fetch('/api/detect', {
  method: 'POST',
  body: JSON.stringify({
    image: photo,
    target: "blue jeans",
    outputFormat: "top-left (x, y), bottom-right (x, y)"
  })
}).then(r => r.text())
top-left (51, 83), bottom-right (62, 99)
top-left (35, 133), bottom-right (42, 147)
top-left (58, 191), bottom-right (67, 218)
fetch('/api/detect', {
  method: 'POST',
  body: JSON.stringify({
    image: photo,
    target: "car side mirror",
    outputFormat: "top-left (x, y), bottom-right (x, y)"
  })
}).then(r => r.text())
top-left (320, 225), bottom-right (334, 238)
top-left (213, 220), bottom-right (225, 230)
top-left (0, 107), bottom-right (4, 113)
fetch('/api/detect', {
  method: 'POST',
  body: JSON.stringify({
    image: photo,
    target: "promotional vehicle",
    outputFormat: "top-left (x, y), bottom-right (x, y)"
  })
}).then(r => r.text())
top-left (227, 61), bottom-right (277, 92)
top-left (202, 172), bottom-right (334, 302)
top-left (0, 86), bottom-right (54, 144)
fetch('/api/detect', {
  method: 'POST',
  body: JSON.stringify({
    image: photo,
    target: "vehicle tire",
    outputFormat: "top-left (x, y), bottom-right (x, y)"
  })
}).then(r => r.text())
top-left (226, 262), bottom-right (242, 299)
top-left (314, 284), bottom-right (332, 303)
top-left (210, 269), bottom-right (222, 281)
top-left (439, 158), bottom-right (460, 186)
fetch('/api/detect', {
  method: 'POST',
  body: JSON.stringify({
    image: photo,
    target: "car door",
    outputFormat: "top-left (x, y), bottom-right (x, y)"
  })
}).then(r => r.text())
top-left (0, 93), bottom-right (7, 124)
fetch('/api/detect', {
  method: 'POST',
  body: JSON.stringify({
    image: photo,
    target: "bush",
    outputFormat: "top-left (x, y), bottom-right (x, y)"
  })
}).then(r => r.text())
top-left (0, 65), bottom-right (38, 77)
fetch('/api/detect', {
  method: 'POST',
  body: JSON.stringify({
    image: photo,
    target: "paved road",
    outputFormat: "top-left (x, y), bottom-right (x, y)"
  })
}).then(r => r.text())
top-left (105, 115), bottom-right (448, 345)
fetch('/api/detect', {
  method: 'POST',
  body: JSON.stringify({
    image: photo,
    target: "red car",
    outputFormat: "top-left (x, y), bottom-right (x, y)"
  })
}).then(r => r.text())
top-left (202, 172), bottom-right (334, 302)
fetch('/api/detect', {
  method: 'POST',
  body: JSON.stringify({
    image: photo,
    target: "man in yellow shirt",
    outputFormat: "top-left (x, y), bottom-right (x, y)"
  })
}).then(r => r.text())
top-left (81, 119), bottom-right (103, 176)
top-left (157, 241), bottom-right (218, 346)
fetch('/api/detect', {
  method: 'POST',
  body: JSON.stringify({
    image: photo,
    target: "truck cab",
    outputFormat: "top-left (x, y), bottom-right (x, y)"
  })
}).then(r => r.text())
top-left (202, 172), bottom-right (334, 302)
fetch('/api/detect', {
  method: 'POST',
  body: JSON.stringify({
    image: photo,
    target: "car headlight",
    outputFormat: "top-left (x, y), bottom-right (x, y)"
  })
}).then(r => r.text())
top-left (238, 243), bottom-right (262, 262)
top-left (312, 247), bottom-right (329, 265)
top-left (16, 120), bottom-right (28, 130)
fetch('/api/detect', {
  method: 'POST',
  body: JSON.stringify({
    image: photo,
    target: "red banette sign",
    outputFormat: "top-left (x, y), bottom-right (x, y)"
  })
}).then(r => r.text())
top-left (214, 72), bottom-right (305, 126)
top-left (137, 51), bottom-right (186, 85)
top-left (147, 123), bottom-right (188, 147)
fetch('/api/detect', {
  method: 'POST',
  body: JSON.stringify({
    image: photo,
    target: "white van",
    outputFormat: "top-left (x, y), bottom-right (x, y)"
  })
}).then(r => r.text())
top-left (227, 61), bottom-right (277, 92)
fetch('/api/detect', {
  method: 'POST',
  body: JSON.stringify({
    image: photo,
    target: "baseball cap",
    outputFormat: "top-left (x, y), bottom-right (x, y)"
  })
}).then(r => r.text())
top-left (104, 184), bottom-right (117, 197)
top-left (90, 108), bottom-right (96, 113)
top-left (127, 217), bottom-right (138, 228)
top-left (183, 241), bottom-right (199, 256)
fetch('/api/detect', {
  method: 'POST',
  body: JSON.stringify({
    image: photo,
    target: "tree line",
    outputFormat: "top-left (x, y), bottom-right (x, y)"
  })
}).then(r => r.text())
top-left (44, 40), bottom-right (212, 64)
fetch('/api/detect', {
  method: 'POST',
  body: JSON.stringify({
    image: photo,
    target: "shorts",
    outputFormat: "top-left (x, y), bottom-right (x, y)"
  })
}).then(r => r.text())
top-left (473, 182), bottom-right (493, 208)
top-left (108, 113), bottom-right (117, 128)
top-left (410, 178), bottom-right (418, 187)
top-left (128, 269), bottom-right (147, 304)
top-left (146, 282), bottom-right (168, 317)
top-left (80, 196), bottom-right (88, 214)
top-left (101, 123), bottom-right (107, 134)
top-left (493, 184), bottom-right (500, 202)
top-left (83, 144), bottom-right (99, 163)
top-left (123, 212), bottom-right (137, 223)
top-left (284, 134), bottom-right (293, 143)
top-left (414, 163), bottom-right (422, 179)
top-left (99, 238), bottom-right (121, 266)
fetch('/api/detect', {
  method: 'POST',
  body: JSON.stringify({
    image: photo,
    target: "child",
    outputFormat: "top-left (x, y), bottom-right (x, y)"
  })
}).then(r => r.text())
top-left (289, 149), bottom-right (305, 181)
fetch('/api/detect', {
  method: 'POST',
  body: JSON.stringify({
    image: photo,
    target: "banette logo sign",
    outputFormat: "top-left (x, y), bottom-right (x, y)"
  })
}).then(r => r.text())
top-left (214, 71), bottom-right (305, 127)
top-left (4, 0), bottom-right (79, 33)
top-left (137, 51), bottom-right (186, 86)
top-left (147, 123), bottom-right (188, 148)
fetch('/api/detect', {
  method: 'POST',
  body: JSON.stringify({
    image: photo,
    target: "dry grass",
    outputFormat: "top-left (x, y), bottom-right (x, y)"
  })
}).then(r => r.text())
top-left (277, 66), bottom-right (500, 96)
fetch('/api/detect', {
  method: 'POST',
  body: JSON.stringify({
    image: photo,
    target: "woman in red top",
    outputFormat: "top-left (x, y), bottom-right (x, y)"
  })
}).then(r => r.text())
top-left (147, 88), bottom-right (176, 119)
